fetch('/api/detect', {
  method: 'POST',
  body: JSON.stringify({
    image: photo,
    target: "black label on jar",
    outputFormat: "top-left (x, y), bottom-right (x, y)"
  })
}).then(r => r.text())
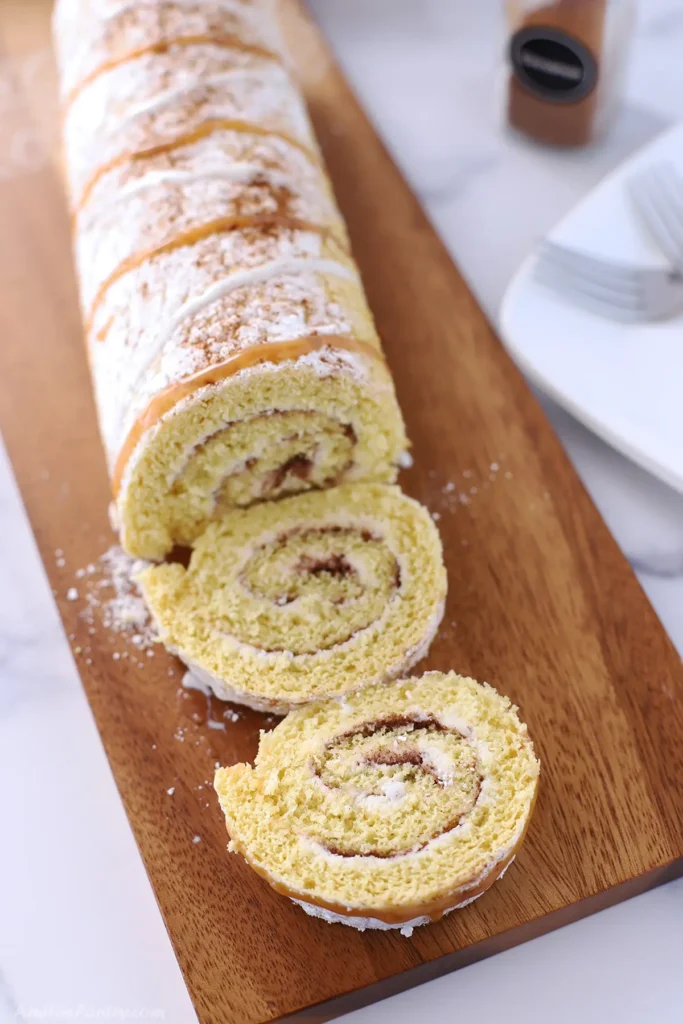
top-left (509, 26), bottom-right (598, 103)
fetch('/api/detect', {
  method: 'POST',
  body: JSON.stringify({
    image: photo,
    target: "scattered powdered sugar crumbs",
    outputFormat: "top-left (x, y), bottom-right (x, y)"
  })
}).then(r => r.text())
top-left (77, 545), bottom-right (158, 649)
top-left (431, 456), bottom-right (513, 518)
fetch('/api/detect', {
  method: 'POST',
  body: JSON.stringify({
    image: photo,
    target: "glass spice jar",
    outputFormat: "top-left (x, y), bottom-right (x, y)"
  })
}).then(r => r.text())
top-left (504, 0), bottom-right (636, 147)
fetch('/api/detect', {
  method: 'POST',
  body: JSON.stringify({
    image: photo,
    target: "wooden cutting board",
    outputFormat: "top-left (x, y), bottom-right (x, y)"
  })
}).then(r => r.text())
top-left (1, 1), bottom-right (682, 1021)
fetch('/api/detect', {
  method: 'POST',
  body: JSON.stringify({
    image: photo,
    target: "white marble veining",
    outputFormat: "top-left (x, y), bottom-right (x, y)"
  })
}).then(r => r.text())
top-left (1, 0), bottom-right (682, 1021)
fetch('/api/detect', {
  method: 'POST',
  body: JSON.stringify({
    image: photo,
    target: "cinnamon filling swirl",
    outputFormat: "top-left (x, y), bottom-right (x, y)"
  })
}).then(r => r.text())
top-left (162, 412), bottom-right (357, 546)
top-left (139, 485), bottom-right (446, 707)
top-left (309, 715), bottom-right (483, 859)
top-left (234, 524), bottom-right (401, 653)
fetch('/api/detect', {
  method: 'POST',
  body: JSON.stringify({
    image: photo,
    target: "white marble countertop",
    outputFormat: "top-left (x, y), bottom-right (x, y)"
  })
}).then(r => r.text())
top-left (1, 1), bottom-right (682, 1021)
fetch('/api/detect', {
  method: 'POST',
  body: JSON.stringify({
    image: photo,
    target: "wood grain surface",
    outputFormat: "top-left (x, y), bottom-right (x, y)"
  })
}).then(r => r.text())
top-left (0, 2), bottom-right (682, 1022)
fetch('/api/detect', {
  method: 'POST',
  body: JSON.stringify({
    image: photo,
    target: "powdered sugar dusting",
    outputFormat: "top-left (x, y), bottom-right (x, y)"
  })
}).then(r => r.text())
top-left (79, 545), bottom-right (158, 649)
top-left (54, 0), bottom-right (387, 478)
top-left (157, 256), bottom-right (357, 353)
top-left (54, 0), bottom-right (285, 105)
top-left (64, 45), bottom-right (312, 209)
top-left (91, 228), bottom-right (362, 462)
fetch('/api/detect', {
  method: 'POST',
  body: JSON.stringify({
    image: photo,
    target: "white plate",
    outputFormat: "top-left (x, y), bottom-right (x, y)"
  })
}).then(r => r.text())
top-left (500, 121), bottom-right (683, 494)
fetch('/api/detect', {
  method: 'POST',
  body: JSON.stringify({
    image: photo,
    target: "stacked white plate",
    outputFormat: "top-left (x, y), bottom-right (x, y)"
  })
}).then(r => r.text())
top-left (500, 122), bottom-right (683, 494)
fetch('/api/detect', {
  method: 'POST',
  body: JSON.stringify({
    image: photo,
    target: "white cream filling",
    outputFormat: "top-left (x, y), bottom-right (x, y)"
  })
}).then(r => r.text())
top-left (200, 516), bottom-right (441, 667)
top-left (162, 595), bottom-right (443, 715)
top-left (207, 588), bottom-right (442, 669)
top-left (163, 403), bottom-right (347, 491)
top-left (115, 346), bottom-right (375, 513)
top-left (380, 779), bottom-right (406, 802)
top-left (420, 741), bottom-right (459, 787)
top-left (357, 779), bottom-right (407, 811)
top-left (178, 655), bottom-right (292, 713)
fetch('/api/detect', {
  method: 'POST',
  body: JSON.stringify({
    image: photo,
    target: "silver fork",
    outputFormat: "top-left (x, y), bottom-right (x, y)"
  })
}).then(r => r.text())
top-left (629, 160), bottom-right (683, 269)
top-left (534, 240), bottom-right (683, 322)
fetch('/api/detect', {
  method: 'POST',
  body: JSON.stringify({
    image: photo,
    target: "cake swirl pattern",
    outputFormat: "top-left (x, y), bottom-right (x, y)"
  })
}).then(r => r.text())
top-left (310, 714), bottom-right (483, 858)
top-left (139, 484), bottom-right (447, 711)
top-left (214, 672), bottom-right (540, 933)
top-left (54, 0), bottom-right (407, 559)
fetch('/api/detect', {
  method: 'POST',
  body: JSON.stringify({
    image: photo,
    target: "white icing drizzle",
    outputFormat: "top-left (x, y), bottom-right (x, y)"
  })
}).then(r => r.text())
top-left (158, 257), bottom-right (358, 349)
top-left (53, 0), bottom-right (388, 483)
top-left (54, 0), bottom-right (285, 103)
top-left (114, 161), bottom-right (286, 202)
top-left (120, 68), bottom-right (266, 125)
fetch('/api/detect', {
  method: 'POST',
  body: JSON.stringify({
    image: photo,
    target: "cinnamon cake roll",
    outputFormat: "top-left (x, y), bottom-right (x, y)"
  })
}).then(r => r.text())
top-left (138, 484), bottom-right (446, 712)
top-left (53, 0), bottom-right (408, 560)
top-left (214, 672), bottom-right (540, 934)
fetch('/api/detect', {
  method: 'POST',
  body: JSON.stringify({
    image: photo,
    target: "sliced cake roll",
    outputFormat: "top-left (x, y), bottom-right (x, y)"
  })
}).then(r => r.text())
top-left (138, 485), bottom-right (446, 712)
top-left (214, 672), bottom-right (540, 934)
top-left (92, 223), bottom-right (403, 558)
top-left (53, 0), bottom-right (408, 560)
top-left (73, 130), bottom-right (347, 317)
top-left (63, 45), bottom-right (318, 214)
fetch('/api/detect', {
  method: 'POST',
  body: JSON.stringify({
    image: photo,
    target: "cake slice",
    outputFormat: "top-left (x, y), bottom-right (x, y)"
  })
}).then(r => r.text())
top-left (214, 671), bottom-right (540, 934)
top-left (138, 483), bottom-right (446, 712)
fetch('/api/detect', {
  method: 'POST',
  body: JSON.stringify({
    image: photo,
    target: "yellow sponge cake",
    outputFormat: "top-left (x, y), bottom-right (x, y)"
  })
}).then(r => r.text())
top-left (139, 483), bottom-right (447, 712)
top-left (214, 671), bottom-right (540, 933)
